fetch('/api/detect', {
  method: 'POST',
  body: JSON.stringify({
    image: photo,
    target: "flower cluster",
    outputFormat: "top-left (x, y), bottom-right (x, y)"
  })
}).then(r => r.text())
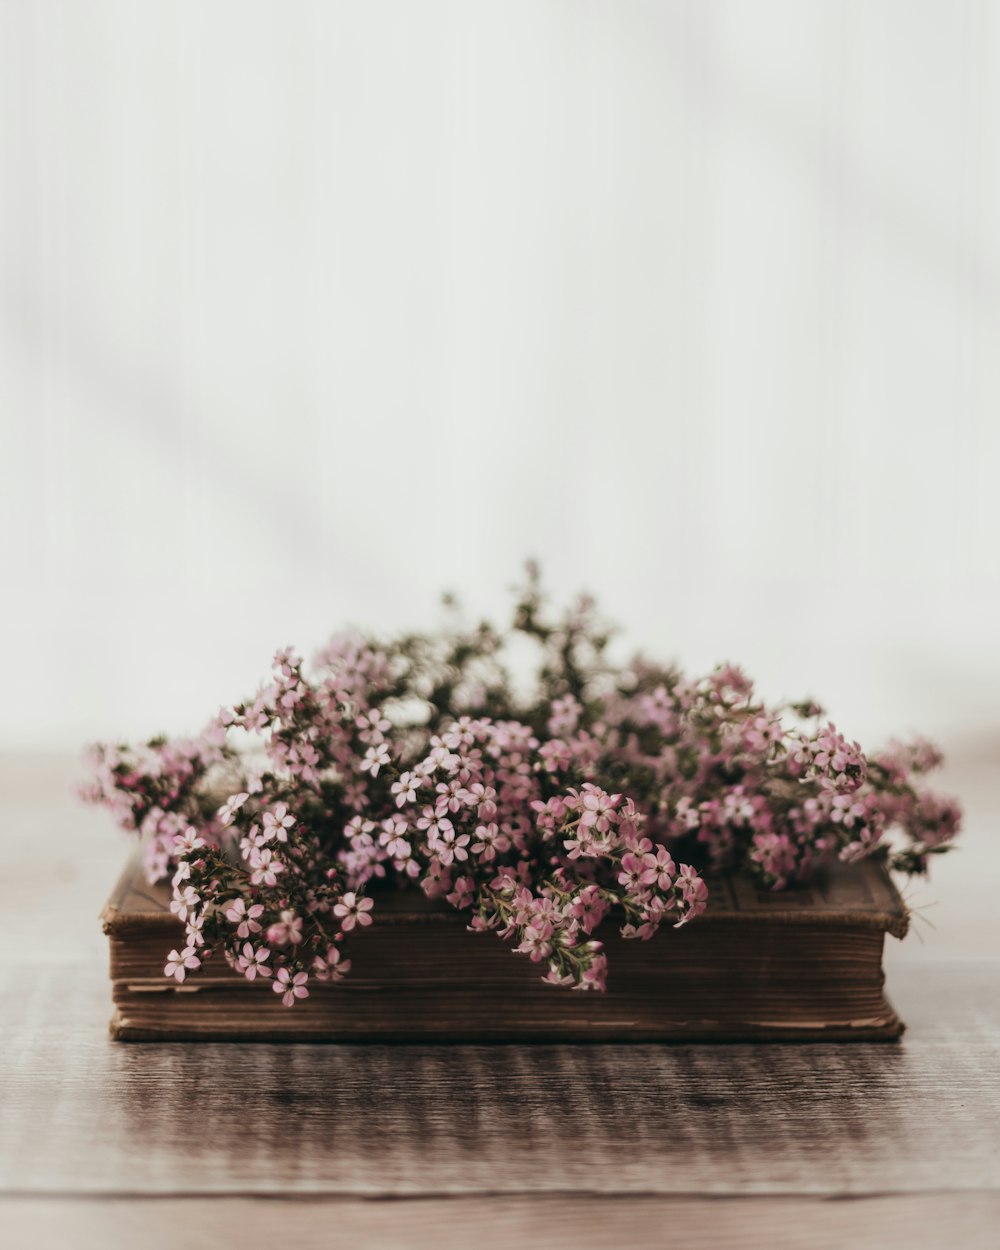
top-left (83, 566), bottom-right (960, 1005)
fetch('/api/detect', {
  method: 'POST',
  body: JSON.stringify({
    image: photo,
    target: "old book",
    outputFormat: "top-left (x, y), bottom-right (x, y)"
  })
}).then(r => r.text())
top-left (101, 854), bottom-right (908, 1042)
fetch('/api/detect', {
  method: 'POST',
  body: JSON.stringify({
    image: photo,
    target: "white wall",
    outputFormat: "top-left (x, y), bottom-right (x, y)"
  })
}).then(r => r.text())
top-left (2, 0), bottom-right (998, 752)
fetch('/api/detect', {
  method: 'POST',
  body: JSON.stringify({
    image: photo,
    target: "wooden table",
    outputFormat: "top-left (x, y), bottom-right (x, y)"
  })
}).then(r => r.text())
top-left (2, 753), bottom-right (998, 1249)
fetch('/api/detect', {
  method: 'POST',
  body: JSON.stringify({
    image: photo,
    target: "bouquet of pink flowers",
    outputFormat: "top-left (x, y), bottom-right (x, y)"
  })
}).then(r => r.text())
top-left (84, 567), bottom-right (960, 1006)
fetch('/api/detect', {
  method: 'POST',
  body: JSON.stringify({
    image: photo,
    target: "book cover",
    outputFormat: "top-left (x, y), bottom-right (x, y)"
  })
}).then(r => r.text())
top-left (103, 855), bottom-right (908, 1043)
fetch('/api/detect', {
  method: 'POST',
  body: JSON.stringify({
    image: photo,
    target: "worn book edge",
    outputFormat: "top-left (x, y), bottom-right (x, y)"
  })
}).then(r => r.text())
top-left (101, 853), bottom-right (910, 939)
top-left (101, 854), bottom-right (906, 1043)
top-left (106, 1005), bottom-right (905, 1043)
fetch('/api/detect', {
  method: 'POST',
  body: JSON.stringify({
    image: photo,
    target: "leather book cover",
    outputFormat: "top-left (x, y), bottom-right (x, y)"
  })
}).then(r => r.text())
top-left (102, 854), bottom-right (907, 1043)
top-left (102, 854), bottom-right (909, 936)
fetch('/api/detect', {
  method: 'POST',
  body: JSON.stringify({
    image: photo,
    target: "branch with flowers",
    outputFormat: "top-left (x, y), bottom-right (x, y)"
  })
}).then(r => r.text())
top-left (83, 565), bottom-right (961, 1006)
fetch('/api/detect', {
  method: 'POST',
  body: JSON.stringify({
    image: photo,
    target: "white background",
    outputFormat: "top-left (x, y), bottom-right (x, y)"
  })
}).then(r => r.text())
top-left (2, 0), bottom-right (998, 755)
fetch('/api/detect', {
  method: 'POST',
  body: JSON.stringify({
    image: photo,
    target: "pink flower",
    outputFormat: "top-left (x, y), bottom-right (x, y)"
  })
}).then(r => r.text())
top-left (332, 891), bottom-right (374, 931)
top-left (273, 646), bottom-right (299, 679)
top-left (312, 944), bottom-right (351, 983)
top-left (224, 897), bottom-right (265, 938)
top-left (378, 814), bottom-right (410, 859)
top-left (460, 782), bottom-right (498, 817)
top-left (235, 942), bottom-right (271, 980)
top-left (184, 913), bottom-right (206, 947)
top-left (446, 876), bottom-right (475, 910)
top-left (542, 964), bottom-right (576, 987)
top-left (248, 847), bottom-right (284, 886)
top-left (274, 967), bottom-right (309, 1006)
top-left (568, 884), bottom-right (609, 933)
top-left (288, 742), bottom-right (321, 782)
top-left (547, 694), bottom-right (581, 737)
top-left (170, 885), bottom-right (200, 922)
top-left (639, 846), bottom-right (676, 891)
top-left (575, 951), bottom-right (608, 992)
top-left (266, 909), bottom-right (304, 946)
top-left (616, 853), bottom-right (645, 891)
top-left (417, 810), bottom-right (451, 837)
top-left (673, 797), bottom-right (701, 831)
top-left (840, 828), bottom-right (882, 863)
top-left (82, 575), bottom-right (962, 1003)
top-left (471, 822), bottom-right (510, 860)
top-left (262, 802), bottom-right (295, 843)
top-left (356, 708), bottom-right (391, 738)
top-left (390, 772), bottom-right (419, 807)
top-left (164, 946), bottom-right (201, 983)
top-left (426, 820), bottom-right (471, 866)
top-left (579, 786), bottom-right (622, 833)
top-left (434, 778), bottom-right (464, 815)
top-left (217, 792), bottom-right (249, 826)
top-left (675, 865), bottom-right (709, 920)
top-left (360, 742), bottom-right (390, 776)
top-left (830, 793), bottom-right (866, 827)
top-left (173, 827), bottom-right (206, 854)
top-left (347, 814), bottom-right (377, 841)
top-left (515, 921), bottom-right (554, 962)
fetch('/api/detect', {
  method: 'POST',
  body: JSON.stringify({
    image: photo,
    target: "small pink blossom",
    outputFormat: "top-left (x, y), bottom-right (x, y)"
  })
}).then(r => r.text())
top-left (164, 946), bottom-right (201, 982)
top-left (579, 786), bottom-right (622, 833)
top-left (378, 813), bottom-right (410, 859)
top-left (471, 822), bottom-right (510, 860)
top-left (170, 885), bottom-right (200, 922)
top-left (184, 912), bottom-right (206, 946)
top-left (639, 846), bottom-right (676, 891)
top-left (575, 951), bottom-right (608, 992)
top-left (569, 884), bottom-right (609, 933)
top-left (356, 708), bottom-right (391, 738)
top-left (616, 853), bottom-right (645, 891)
top-left (173, 827), bottom-right (206, 854)
top-left (360, 742), bottom-right (391, 777)
top-left (266, 909), bottom-right (304, 946)
top-left (224, 897), bottom-right (265, 938)
top-left (235, 942), bottom-right (271, 980)
top-left (248, 847), bottom-right (284, 886)
top-left (390, 772), bottom-right (419, 807)
top-left (516, 921), bottom-right (554, 962)
top-left (332, 891), bottom-right (374, 931)
top-left (274, 967), bottom-right (309, 1006)
top-left (217, 792), bottom-right (249, 826)
top-left (312, 944), bottom-right (351, 983)
top-left (446, 875), bottom-right (475, 910)
top-left (262, 802), bottom-right (295, 843)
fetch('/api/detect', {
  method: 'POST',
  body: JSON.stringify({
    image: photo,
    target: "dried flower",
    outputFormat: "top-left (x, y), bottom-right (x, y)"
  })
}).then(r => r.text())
top-left (83, 566), bottom-right (961, 1004)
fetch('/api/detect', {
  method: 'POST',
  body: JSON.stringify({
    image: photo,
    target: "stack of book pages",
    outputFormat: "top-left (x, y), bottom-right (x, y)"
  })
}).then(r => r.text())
top-left (102, 856), bottom-right (908, 1042)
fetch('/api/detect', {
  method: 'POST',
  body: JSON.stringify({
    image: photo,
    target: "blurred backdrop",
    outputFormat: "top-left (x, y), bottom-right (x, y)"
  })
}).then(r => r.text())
top-left (2, 0), bottom-right (998, 754)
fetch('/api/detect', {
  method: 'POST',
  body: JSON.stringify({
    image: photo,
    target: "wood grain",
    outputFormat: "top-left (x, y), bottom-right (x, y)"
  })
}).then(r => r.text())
top-left (2, 963), bottom-right (998, 1197)
top-left (2, 1193), bottom-right (999, 1250)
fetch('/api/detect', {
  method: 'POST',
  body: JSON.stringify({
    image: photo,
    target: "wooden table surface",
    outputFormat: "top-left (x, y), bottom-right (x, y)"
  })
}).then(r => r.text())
top-left (2, 752), bottom-right (998, 1249)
